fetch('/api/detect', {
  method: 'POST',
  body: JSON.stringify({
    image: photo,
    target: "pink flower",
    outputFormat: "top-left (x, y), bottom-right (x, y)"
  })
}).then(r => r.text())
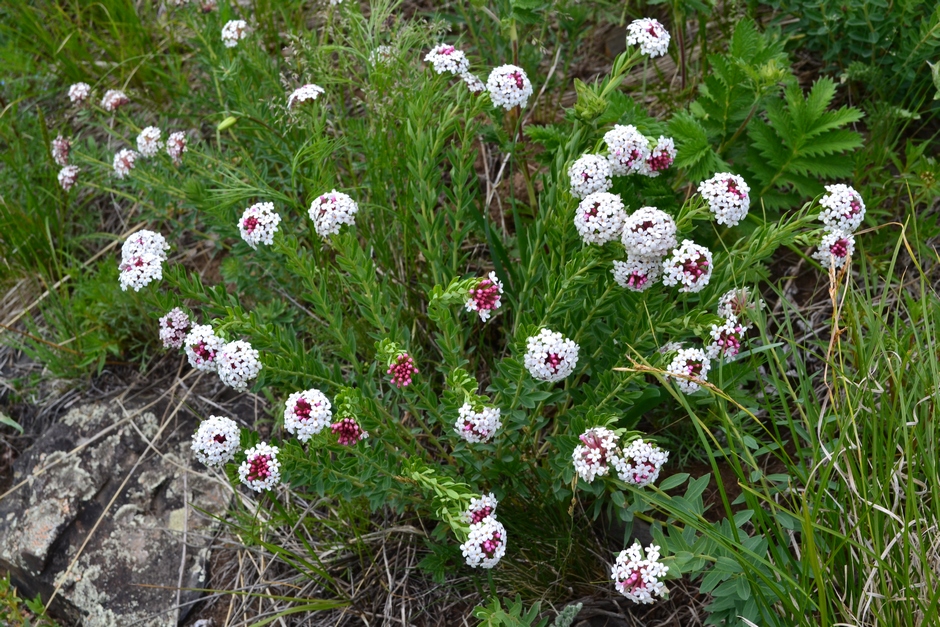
top-left (465, 272), bottom-right (503, 321)
top-left (387, 353), bottom-right (419, 388)
top-left (331, 417), bottom-right (369, 445)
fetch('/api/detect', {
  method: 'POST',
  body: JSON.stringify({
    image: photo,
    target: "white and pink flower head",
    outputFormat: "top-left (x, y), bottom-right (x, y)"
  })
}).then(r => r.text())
top-left (568, 154), bottom-right (612, 199)
top-left (460, 516), bottom-right (507, 569)
top-left (191, 415), bottom-right (240, 467)
top-left (574, 192), bottom-right (627, 246)
top-left (239, 202), bottom-right (281, 249)
top-left (455, 403), bottom-right (502, 443)
top-left (643, 137), bottom-right (676, 177)
top-left (665, 347), bottom-right (710, 394)
top-left (486, 65), bottom-right (532, 110)
top-left (309, 190), bottom-right (359, 237)
top-left (572, 427), bottom-right (620, 483)
top-left (159, 307), bottom-right (191, 349)
top-left (464, 493), bottom-right (499, 525)
top-left (611, 542), bottom-right (669, 603)
top-left (662, 240), bottom-right (713, 293)
top-left (698, 173), bottom-right (751, 226)
top-left (612, 257), bottom-right (662, 292)
top-left (331, 417), bottom-right (369, 445)
top-left (387, 353), bottom-right (419, 388)
top-left (284, 388), bottom-right (332, 442)
top-left (465, 272), bottom-right (504, 322)
top-left (626, 18), bottom-right (671, 58)
top-left (424, 44), bottom-right (470, 75)
top-left (819, 184), bottom-right (865, 233)
top-left (238, 442), bottom-right (281, 492)
top-left (612, 439), bottom-right (668, 487)
top-left (524, 328), bottom-right (579, 382)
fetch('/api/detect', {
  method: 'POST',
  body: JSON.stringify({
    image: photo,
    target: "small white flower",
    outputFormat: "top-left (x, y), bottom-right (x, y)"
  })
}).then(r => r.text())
top-left (814, 230), bottom-right (855, 269)
top-left (661, 239), bottom-right (713, 293)
top-left (118, 252), bottom-right (163, 291)
top-left (611, 256), bottom-right (662, 292)
top-left (819, 184), bottom-right (865, 232)
top-left (572, 427), bottom-right (620, 483)
top-left (288, 84), bottom-right (325, 109)
top-left (524, 328), bottom-right (579, 382)
top-left (424, 44), bottom-right (470, 75)
top-left (621, 207), bottom-right (677, 258)
top-left (460, 516), bottom-right (507, 569)
top-left (464, 493), bottom-right (499, 525)
top-left (113, 149), bottom-right (138, 179)
top-left (191, 415), bottom-right (240, 467)
top-left (574, 192), bottom-right (627, 245)
top-left (568, 154), bottom-right (612, 199)
top-left (122, 230), bottom-right (169, 261)
top-left (666, 347), bottom-right (710, 394)
top-left (221, 20), bottom-right (248, 48)
top-left (464, 272), bottom-right (504, 322)
top-left (369, 45), bottom-right (394, 66)
top-left (159, 307), bottom-right (191, 349)
top-left (51, 136), bottom-right (71, 166)
top-left (486, 65), bottom-right (533, 110)
top-left (58, 166), bottom-right (80, 191)
top-left (216, 340), bottom-right (263, 392)
top-left (101, 89), bottom-right (129, 112)
top-left (166, 132), bottom-right (188, 165)
top-left (611, 439), bottom-right (668, 487)
top-left (643, 136), bottom-right (676, 177)
top-left (460, 72), bottom-right (486, 93)
top-left (698, 173), bottom-right (751, 226)
top-left (238, 442), bottom-right (281, 492)
top-left (136, 126), bottom-right (163, 158)
top-left (68, 83), bottom-right (91, 104)
top-left (283, 388), bottom-right (332, 442)
top-left (604, 125), bottom-right (651, 176)
top-left (455, 403), bottom-right (502, 443)
top-left (626, 18), bottom-right (671, 58)
top-left (707, 317), bottom-right (746, 360)
top-left (309, 190), bottom-right (359, 237)
top-left (717, 288), bottom-right (763, 329)
top-left (611, 543), bottom-right (669, 604)
top-left (239, 202), bottom-right (281, 249)
top-left (184, 324), bottom-right (225, 371)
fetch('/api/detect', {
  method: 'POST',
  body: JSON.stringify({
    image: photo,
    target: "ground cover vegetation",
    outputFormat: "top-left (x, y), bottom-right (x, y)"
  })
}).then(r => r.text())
top-left (1, 0), bottom-right (939, 625)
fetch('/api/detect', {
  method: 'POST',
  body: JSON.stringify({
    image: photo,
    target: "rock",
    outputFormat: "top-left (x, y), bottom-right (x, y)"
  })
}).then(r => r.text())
top-left (0, 400), bottom-right (229, 626)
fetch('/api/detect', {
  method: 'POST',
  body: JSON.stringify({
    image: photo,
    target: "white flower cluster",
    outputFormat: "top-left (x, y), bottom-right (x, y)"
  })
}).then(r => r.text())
top-left (568, 154), bottom-right (612, 199)
top-left (221, 20), bottom-right (248, 48)
top-left (572, 427), bottom-right (620, 483)
top-left (460, 516), bottom-right (507, 569)
top-left (136, 126), bottom-right (163, 158)
top-left (621, 207), bottom-right (677, 258)
top-left (717, 288), bottom-right (763, 329)
top-left (814, 230), bottom-right (855, 269)
top-left (68, 82), bottom-right (91, 104)
top-left (283, 388), bottom-right (332, 442)
top-left (166, 131), bottom-right (187, 165)
top-left (626, 18), bottom-right (671, 58)
top-left (666, 347), bottom-right (710, 394)
top-left (464, 493), bottom-right (498, 525)
top-left (184, 324), bottom-right (225, 371)
top-left (698, 173), bottom-right (751, 226)
top-left (51, 136), bottom-right (71, 167)
top-left (611, 257), bottom-right (662, 292)
top-left (216, 340), bottom-right (263, 392)
top-left (118, 229), bottom-right (168, 291)
top-left (239, 202), bottom-right (281, 249)
top-left (661, 239), bottom-right (713, 293)
top-left (524, 329), bottom-right (579, 382)
top-left (604, 125), bottom-right (649, 176)
top-left (191, 415), bottom-right (240, 467)
top-left (58, 166), bottom-right (80, 191)
top-left (455, 403), bottom-right (502, 443)
top-left (101, 89), bottom-right (129, 112)
top-left (288, 84), bottom-right (325, 109)
top-left (113, 148), bottom-right (138, 179)
top-left (611, 543), bottom-right (669, 604)
top-left (486, 65), bottom-right (533, 110)
top-left (238, 442), bottom-right (281, 492)
top-left (158, 307), bottom-right (191, 349)
top-left (645, 137), bottom-right (676, 177)
top-left (611, 439), bottom-right (668, 487)
top-left (815, 184), bottom-right (864, 270)
top-left (424, 44), bottom-right (470, 75)
top-left (574, 192), bottom-right (627, 245)
top-left (461, 72), bottom-right (485, 93)
top-left (706, 318), bottom-right (745, 360)
top-left (309, 190), bottom-right (359, 237)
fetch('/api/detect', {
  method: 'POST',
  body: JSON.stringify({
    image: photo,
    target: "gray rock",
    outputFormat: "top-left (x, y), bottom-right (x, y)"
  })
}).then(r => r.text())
top-left (0, 400), bottom-right (230, 626)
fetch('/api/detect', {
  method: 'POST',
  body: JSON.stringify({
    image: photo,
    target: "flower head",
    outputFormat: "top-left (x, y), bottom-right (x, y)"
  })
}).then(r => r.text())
top-left (626, 18), bottom-right (671, 58)
top-left (239, 202), bottom-right (281, 249)
top-left (662, 240), bottom-right (713, 293)
top-left (455, 403), bottom-right (502, 443)
top-left (461, 516), bottom-right (507, 569)
top-left (288, 84), bottom-right (325, 109)
top-left (612, 439), bottom-right (668, 487)
top-left (461, 72), bottom-right (486, 93)
top-left (135, 126), bottom-right (163, 158)
top-left (572, 427), bottom-right (620, 483)
top-left (666, 347), bottom-right (710, 394)
top-left (113, 149), bottom-right (138, 179)
top-left (465, 272), bottom-right (504, 322)
top-left (118, 252), bottom-right (163, 291)
top-left (611, 543), bottom-right (669, 603)
top-left (284, 389), bottom-right (332, 442)
top-left (643, 136), bottom-right (676, 176)
top-left (524, 328), bottom-right (579, 382)
top-left (612, 256), bottom-right (663, 292)
top-left (387, 353), bottom-right (419, 388)
top-left (191, 415), bottom-right (240, 467)
top-left (122, 229), bottom-right (169, 260)
top-left (707, 318), bottom-right (745, 360)
top-left (159, 307), bottom-right (191, 349)
top-left (717, 288), bottom-right (763, 329)
top-left (819, 184), bottom-right (865, 233)
top-left (424, 44), bottom-right (470, 75)
top-left (331, 417), bottom-right (369, 445)
top-left (621, 207), bottom-right (677, 258)
top-left (216, 340), bottom-right (263, 392)
top-left (51, 136), bottom-right (71, 167)
top-left (309, 190), bottom-right (359, 237)
top-left (183, 324), bottom-right (225, 371)
top-left (221, 20), bottom-right (248, 47)
top-left (604, 125), bottom-right (651, 176)
top-left (568, 154), bottom-right (612, 199)
top-left (238, 442), bottom-right (281, 492)
top-left (58, 166), bottom-right (80, 191)
top-left (814, 230), bottom-right (855, 269)
top-left (464, 493), bottom-right (499, 525)
top-left (101, 89), bottom-right (129, 112)
top-left (486, 65), bottom-right (533, 110)
top-left (68, 83), bottom-right (91, 104)
top-left (574, 192), bottom-right (627, 245)
top-left (166, 132), bottom-right (188, 165)
top-left (698, 173), bottom-right (751, 226)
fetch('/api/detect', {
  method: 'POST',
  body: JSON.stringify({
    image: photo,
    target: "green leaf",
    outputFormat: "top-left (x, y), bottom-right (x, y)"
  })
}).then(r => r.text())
top-left (0, 411), bottom-right (24, 434)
